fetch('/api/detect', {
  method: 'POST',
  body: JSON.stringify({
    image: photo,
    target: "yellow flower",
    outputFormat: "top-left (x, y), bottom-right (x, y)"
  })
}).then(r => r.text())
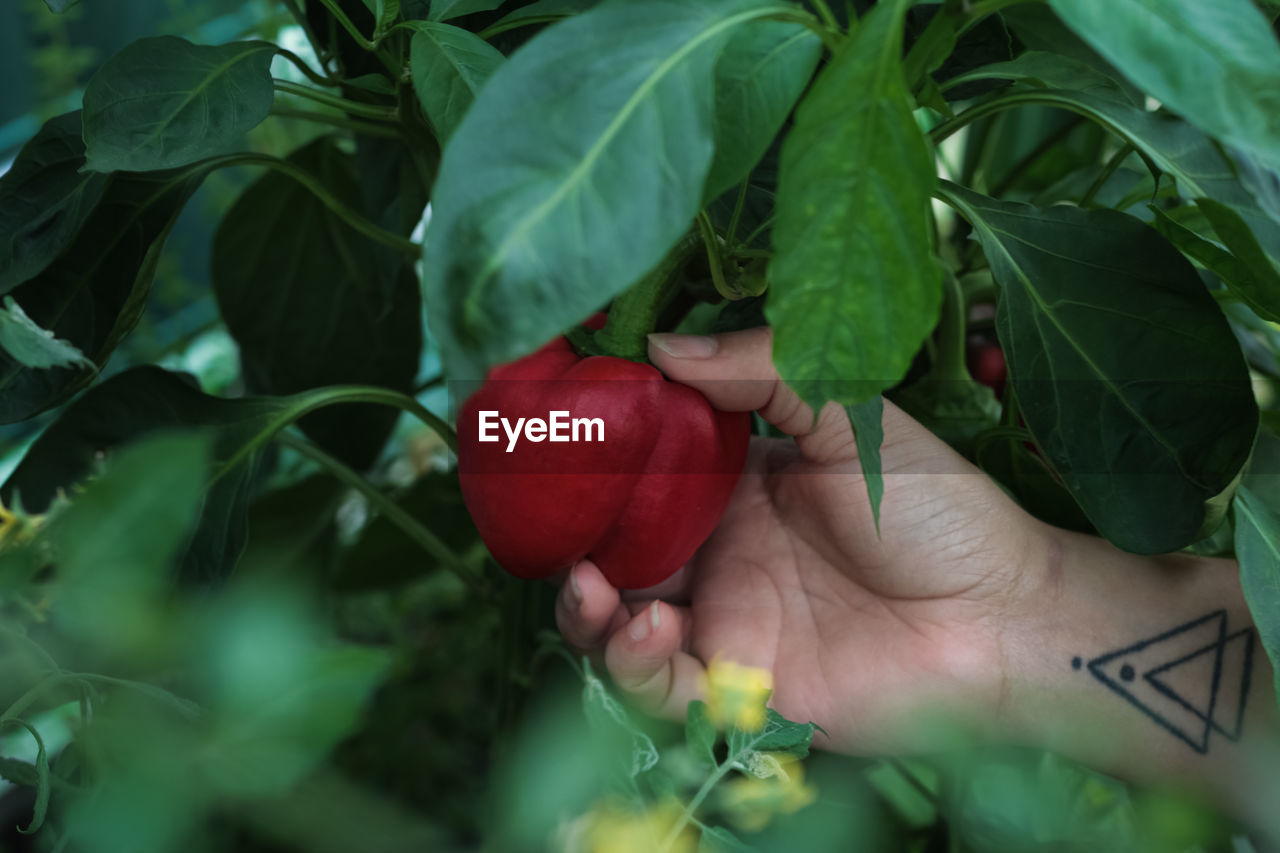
top-left (0, 495), bottom-right (45, 551)
top-left (719, 754), bottom-right (818, 833)
top-left (567, 797), bottom-right (695, 853)
top-left (702, 658), bottom-right (773, 732)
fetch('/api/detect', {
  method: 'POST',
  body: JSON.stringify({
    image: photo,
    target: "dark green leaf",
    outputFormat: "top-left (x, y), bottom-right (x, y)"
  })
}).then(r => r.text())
top-left (47, 433), bottom-right (209, 649)
top-left (999, 5), bottom-right (1142, 104)
top-left (83, 37), bottom-right (276, 172)
top-left (846, 397), bottom-right (885, 533)
top-left (768, 0), bottom-right (940, 408)
top-left (944, 50), bottom-right (1128, 101)
top-left (487, 0), bottom-right (599, 29)
top-left (429, 0), bottom-right (503, 21)
top-left (685, 700), bottom-right (717, 767)
top-left (704, 19), bottom-right (820, 201)
top-left (0, 721), bottom-right (48, 834)
top-left (940, 183), bottom-right (1257, 553)
top-left (2, 367), bottom-right (345, 582)
top-left (0, 152), bottom-right (205, 423)
top-left (212, 138), bottom-right (422, 469)
top-left (407, 21), bottom-right (505, 142)
top-left (360, 0), bottom-right (401, 37)
top-left (242, 474), bottom-right (344, 572)
top-left (1048, 0), bottom-right (1280, 168)
top-left (0, 296), bottom-right (95, 371)
top-left (0, 757), bottom-right (40, 788)
top-left (581, 660), bottom-right (659, 778)
top-left (891, 378), bottom-right (999, 459)
top-left (726, 708), bottom-right (817, 760)
top-left (425, 0), bottom-right (779, 379)
top-left (43, 0), bottom-right (80, 11)
top-left (333, 471), bottom-right (477, 590)
top-left (0, 112), bottom-right (107, 293)
top-left (1231, 486), bottom-right (1280, 709)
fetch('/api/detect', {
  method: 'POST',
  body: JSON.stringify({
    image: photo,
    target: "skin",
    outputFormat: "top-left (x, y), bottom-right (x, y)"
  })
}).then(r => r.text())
top-left (554, 326), bottom-right (1280, 832)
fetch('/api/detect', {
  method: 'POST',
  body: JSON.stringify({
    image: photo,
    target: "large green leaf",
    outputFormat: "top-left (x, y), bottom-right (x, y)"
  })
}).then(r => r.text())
top-left (1, 367), bottom-right (370, 582)
top-left (1232, 485), bottom-right (1280, 710)
top-left (939, 183), bottom-right (1257, 554)
top-left (703, 18), bottom-right (820, 201)
top-left (0, 154), bottom-right (205, 423)
top-left (406, 21), bottom-right (505, 142)
top-left (0, 112), bottom-right (107, 293)
top-left (1048, 0), bottom-right (1280, 169)
top-left (424, 0), bottom-right (781, 379)
top-left (82, 37), bottom-right (276, 173)
top-left (212, 138), bottom-right (422, 469)
top-left (767, 0), bottom-right (940, 408)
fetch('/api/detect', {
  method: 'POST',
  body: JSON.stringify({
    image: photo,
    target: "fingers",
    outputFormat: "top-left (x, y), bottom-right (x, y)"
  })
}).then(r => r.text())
top-left (555, 560), bottom-right (622, 653)
top-left (604, 601), bottom-right (707, 720)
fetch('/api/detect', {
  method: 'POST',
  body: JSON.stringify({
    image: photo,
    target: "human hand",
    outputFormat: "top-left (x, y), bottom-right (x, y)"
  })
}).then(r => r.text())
top-left (555, 326), bottom-right (1049, 754)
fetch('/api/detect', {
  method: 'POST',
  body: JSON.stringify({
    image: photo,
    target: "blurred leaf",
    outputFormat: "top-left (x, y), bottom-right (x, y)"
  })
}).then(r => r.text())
top-left (940, 183), bottom-right (1257, 554)
top-left (0, 112), bottom-right (107, 293)
top-left (212, 138), bottom-right (422, 470)
top-left (83, 37), bottom-right (276, 172)
top-left (0, 756), bottom-right (40, 788)
top-left (425, 0), bottom-right (778, 379)
top-left (700, 824), bottom-right (754, 851)
top-left (704, 18), bottom-right (820, 201)
top-left (43, 0), bottom-right (80, 11)
top-left (242, 473), bottom-right (344, 571)
top-left (582, 660), bottom-right (658, 779)
top-left (429, 0), bottom-right (503, 21)
top-left (361, 0), bottom-right (401, 36)
top-left (1232, 486), bottom-right (1280, 709)
top-left (1048, 0), bottom-right (1280, 170)
top-left (0, 720), bottom-right (49, 834)
top-left (0, 296), bottom-right (95, 371)
top-left (0, 149), bottom-right (205, 423)
top-left (768, 0), bottom-right (941, 409)
top-left (406, 21), bottom-right (505, 142)
top-left (686, 700), bottom-right (717, 767)
top-left (334, 471), bottom-right (477, 591)
top-left (47, 433), bottom-right (209, 651)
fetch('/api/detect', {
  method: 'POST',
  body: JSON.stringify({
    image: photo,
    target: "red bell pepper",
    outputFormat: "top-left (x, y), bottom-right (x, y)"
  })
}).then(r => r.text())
top-left (457, 319), bottom-right (750, 589)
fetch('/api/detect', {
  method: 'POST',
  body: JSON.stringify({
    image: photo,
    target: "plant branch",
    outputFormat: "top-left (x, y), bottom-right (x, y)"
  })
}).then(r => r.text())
top-left (726, 179), bottom-right (751, 248)
top-left (591, 232), bottom-right (704, 361)
top-left (1079, 143), bottom-right (1134, 208)
top-left (274, 79), bottom-right (397, 120)
top-left (275, 431), bottom-right (489, 600)
top-left (275, 47), bottom-right (340, 87)
top-left (280, 0), bottom-right (328, 65)
top-left (989, 115), bottom-right (1085, 197)
top-left (269, 107), bottom-right (402, 138)
top-left (696, 211), bottom-right (732, 299)
top-left (311, 0), bottom-right (374, 50)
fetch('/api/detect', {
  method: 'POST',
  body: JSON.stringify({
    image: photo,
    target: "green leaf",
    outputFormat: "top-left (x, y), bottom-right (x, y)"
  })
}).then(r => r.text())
top-left (0, 130), bottom-right (206, 423)
top-left (429, 0), bottom-right (503, 21)
top-left (0, 296), bottom-right (96, 371)
top-left (699, 824), bottom-right (755, 852)
top-left (891, 378), bottom-right (999, 459)
top-left (939, 182), bottom-right (1258, 554)
top-left (0, 721), bottom-right (49, 834)
top-left (944, 50), bottom-right (1129, 101)
top-left (998, 5), bottom-right (1143, 105)
top-left (211, 138), bottom-right (422, 469)
top-left (704, 19), bottom-right (820, 201)
top-left (685, 700), bottom-right (717, 767)
top-left (82, 37), bottom-right (276, 172)
top-left (1047, 0), bottom-right (1280, 168)
top-left (0, 112), bottom-right (108, 293)
top-left (406, 21), bottom-right (505, 142)
top-left (360, 0), bottom-right (401, 37)
top-left (425, 0), bottom-right (781, 380)
top-left (845, 398), bottom-right (885, 534)
top-left (0, 757), bottom-right (40, 788)
top-left (767, 0), bottom-right (941, 409)
top-left (1233, 485), bottom-right (1280, 710)
top-left (47, 433), bottom-right (210, 650)
top-left (486, 0), bottom-right (599, 30)
top-left (1, 367), bottom-right (376, 582)
top-left (43, 0), bottom-right (80, 11)
top-left (726, 708), bottom-right (817, 761)
top-left (581, 660), bottom-right (659, 778)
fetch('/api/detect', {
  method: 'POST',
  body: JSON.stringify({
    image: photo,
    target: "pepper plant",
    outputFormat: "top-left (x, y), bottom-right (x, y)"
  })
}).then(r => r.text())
top-left (1, 0), bottom-right (1279, 849)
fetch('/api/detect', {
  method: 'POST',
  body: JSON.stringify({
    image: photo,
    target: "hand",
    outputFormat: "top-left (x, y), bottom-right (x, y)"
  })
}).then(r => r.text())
top-left (555, 326), bottom-right (1050, 754)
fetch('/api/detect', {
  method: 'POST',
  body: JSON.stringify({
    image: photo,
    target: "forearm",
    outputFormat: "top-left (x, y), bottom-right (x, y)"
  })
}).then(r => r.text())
top-left (1000, 523), bottom-right (1280, 831)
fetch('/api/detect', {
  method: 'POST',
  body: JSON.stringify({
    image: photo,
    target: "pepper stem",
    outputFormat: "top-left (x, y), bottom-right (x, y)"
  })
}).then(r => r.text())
top-left (590, 231), bottom-right (704, 362)
top-left (930, 270), bottom-right (973, 383)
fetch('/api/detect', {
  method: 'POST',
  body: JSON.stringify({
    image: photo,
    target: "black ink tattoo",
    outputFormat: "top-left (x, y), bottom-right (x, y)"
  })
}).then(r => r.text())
top-left (1075, 610), bottom-right (1255, 754)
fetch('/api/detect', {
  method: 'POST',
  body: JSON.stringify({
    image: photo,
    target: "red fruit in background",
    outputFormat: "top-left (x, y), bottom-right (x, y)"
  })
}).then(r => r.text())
top-left (967, 339), bottom-right (1007, 398)
top-left (456, 320), bottom-right (750, 590)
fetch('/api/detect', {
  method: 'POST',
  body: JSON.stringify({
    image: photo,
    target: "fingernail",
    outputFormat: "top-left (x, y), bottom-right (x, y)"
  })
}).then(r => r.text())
top-left (648, 333), bottom-right (718, 359)
top-left (628, 604), bottom-right (656, 641)
top-left (567, 564), bottom-right (583, 605)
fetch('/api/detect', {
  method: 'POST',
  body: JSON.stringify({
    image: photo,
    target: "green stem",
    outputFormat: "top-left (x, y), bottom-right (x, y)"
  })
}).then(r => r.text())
top-left (203, 152), bottom-right (420, 257)
top-left (1079, 143), bottom-right (1134, 207)
top-left (930, 271), bottom-right (970, 383)
top-left (275, 47), bottom-right (340, 87)
top-left (725, 178), bottom-right (751, 248)
top-left (275, 432), bottom-right (489, 600)
top-left (659, 759), bottom-right (737, 852)
top-left (989, 115), bottom-right (1085, 197)
top-left (591, 232), bottom-right (704, 362)
top-left (808, 0), bottom-right (840, 32)
top-left (273, 79), bottom-right (397, 121)
top-left (902, 1), bottom-right (959, 92)
top-left (312, 0), bottom-right (375, 50)
top-left (210, 385), bottom-right (456, 487)
top-left (269, 107), bottom-right (402, 138)
top-left (280, 0), bottom-right (329, 65)
top-left (768, 7), bottom-right (843, 52)
top-left (696, 211), bottom-right (732, 299)
top-left (739, 214), bottom-right (775, 247)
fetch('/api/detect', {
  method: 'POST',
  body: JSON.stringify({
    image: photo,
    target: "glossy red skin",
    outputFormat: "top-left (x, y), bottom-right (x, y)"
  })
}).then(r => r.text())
top-left (967, 341), bottom-right (1007, 398)
top-left (457, 323), bottom-right (751, 589)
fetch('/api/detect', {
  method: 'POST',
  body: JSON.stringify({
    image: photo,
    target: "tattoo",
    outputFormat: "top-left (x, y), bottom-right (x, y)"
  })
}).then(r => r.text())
top-left (1075, 610), bottom-right (1256, 754)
